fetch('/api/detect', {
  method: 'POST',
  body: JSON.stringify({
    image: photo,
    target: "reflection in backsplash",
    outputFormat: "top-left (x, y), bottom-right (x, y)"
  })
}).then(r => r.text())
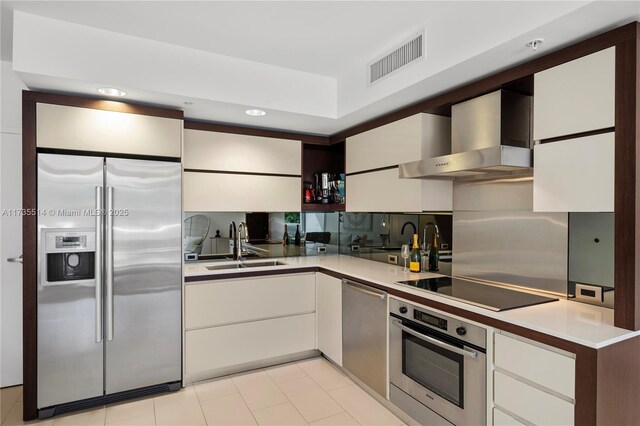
top-left (184, 211), bottom-right (342, 258)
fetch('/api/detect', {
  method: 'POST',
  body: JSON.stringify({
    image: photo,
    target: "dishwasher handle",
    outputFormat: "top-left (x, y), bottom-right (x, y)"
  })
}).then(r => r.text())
top-left (342, 279), bottom-right (386, 300)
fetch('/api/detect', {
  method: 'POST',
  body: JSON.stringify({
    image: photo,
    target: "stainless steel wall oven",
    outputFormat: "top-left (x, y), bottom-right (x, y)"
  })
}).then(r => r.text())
top-left (389, 298), bottom-right (487, 425)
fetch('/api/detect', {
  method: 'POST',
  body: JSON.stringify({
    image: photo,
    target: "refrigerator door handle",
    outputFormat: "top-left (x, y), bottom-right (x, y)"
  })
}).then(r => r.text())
top-left (95, 186), bottom-right (103, 343)
top-left (105, 186), bottom-right (114, 341)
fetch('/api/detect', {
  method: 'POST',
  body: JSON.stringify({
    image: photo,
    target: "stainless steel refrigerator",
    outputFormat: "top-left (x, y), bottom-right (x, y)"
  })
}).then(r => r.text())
top-left (37, 153), bottom-right (182, 417)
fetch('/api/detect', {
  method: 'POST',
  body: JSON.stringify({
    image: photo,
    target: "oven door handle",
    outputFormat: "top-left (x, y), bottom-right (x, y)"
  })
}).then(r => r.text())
top-left (391, 319), bottom-right (477, 359)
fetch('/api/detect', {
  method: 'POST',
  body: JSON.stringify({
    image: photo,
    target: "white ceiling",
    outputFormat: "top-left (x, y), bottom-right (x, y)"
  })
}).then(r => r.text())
top-left (2, 1), bottom-right (639, 135)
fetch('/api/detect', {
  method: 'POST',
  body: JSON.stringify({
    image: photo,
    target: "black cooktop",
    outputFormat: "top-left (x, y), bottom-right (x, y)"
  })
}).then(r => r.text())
top-left (396, 276), bottom-right (558, 312)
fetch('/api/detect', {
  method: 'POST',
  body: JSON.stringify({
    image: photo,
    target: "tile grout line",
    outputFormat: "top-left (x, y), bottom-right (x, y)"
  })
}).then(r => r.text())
top-left (190, 384), bottom-right (209, 426)
top-left (228, 378), bottom-right (262, 426)
top-left (262, 363), bottom-right (313, 424)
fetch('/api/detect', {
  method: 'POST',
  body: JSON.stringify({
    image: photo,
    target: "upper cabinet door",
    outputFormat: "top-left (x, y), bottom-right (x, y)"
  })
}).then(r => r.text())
top-left (346, 114), bottom-right (449, 173)
top-left (346, 167), bottom-right (422, 212)
top-left (184, 129), bottom-right (301, 175)
top-left (533, 132), bottom-right (614, 212)
top-left (534, 47), bottom-right (615, 141)
top-left (36, 103), bottom-right (182, 158)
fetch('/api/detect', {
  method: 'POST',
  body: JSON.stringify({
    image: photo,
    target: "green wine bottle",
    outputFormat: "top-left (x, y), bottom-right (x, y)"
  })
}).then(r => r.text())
top-left (428, 233), bottom-right (439, 272)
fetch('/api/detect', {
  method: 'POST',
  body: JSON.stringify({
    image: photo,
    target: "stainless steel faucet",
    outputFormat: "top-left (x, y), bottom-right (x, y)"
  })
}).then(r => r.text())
top-left (423, 222), bottom-right (440, 251)
top-left (400, 221), bottom-right (417, 244)
top-left (238, 222), bottom-right (249, 261)
top-left (229, 221), bottom-right (241, 261)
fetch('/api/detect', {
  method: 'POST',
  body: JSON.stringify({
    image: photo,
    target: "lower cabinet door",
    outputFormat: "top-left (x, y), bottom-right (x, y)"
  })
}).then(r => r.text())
top-left (494, 371), bottom-right (574, 425)
top-left (186, 313), bottom-right (316, 377)
top-left (493, 407), bottom-right (526, 426)
top-left (316, 273), bottom-right (342, 365)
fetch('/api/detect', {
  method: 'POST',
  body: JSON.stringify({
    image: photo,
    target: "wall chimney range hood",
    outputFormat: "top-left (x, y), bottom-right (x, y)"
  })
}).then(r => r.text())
top-left (399, 90), bottom-right (532, 179)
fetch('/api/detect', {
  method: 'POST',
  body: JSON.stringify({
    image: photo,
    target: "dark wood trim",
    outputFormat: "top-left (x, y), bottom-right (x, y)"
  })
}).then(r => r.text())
top-left (538, 127), bottom-right (615, 144)
top-left (184, 267), bottom-right (318, 283)
top-left (614, 26), bottom-right (640, 330)
top-left (329, 21), bottom-right (639, 143)
top-left (23, 90), bottom-right (183, 120)
top-left (345, 165), bottom-right (398, 177)
top-left (301, 203), bottom-right (345, 213)
top-left (37, 148), bottom-right (181, 163)
top-left (184, 120), bottom-right (330, 145)
top-left (183, 168), bottom-right (301, 178)
top-left (22, 97), bottom-right (38, 421)
top-left (596, 335), bottom-right (640, 424)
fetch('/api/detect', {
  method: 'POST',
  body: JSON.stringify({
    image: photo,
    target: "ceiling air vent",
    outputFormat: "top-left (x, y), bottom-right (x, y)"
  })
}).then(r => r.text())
top-left (369, 33), bottom-right (424, 84)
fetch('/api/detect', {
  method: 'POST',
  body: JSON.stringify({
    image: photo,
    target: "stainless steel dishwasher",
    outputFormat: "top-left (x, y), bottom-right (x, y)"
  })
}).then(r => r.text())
top-left (342, 279), bottom-right (388, 397)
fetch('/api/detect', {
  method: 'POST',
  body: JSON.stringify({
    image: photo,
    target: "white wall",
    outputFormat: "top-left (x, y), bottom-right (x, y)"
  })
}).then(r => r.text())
top-left (1, 60), bottom-right (27, 386)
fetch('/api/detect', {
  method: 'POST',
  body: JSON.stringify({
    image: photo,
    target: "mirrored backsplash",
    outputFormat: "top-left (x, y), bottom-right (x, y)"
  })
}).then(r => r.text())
top-left (184, 211), bottom-right (452, 266)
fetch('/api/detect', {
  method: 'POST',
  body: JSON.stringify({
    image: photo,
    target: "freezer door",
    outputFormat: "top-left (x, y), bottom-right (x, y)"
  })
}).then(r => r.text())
top-left (104, 158), bottom-right (182, 394)
top-left (37, 154), bottom-right (105, 408)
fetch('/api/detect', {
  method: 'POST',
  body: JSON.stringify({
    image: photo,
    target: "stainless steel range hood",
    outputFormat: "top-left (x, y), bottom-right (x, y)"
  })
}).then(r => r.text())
top-left (399, 90), bottom-right (532, 179)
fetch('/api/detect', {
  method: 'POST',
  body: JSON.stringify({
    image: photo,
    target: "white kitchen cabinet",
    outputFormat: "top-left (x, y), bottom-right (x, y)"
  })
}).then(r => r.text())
top-left (346, 114), bottom-right (450, 173)
top-left (186, 313), bottom-right (316, 378)
top-left (493, 407), bottom-right (526, 426)
top-left (494, 333), bottom-right (575, 398)
top-left (534, 47), bottom-right (615, 141)
top-left (346, 167), bottom-right (422, 212)
top-left (316, 273), bottom-right (342, 365)
top-left (185, 273), bottom-right (315, 329)
top-left (494, 371), bottom-right (574, 426)
top-left (493, 331), bottom-right (575, 426)
top-left (36, 103), bottom-right (182, 157)
top-left (183, 171), bottom-right (300, 212)
top-left (184, 273), bottom-right (316, 381)
top-left (184, 129), bottom-right (301, 175)
top-left (533, 132), bottom-right (614, 212)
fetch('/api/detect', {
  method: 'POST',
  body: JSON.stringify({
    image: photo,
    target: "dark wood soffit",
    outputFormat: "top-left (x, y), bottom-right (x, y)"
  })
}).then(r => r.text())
top-left (184, 120), bottom-right (330, 146)
top-left (21, 98), bottom-right (38, 421)
top-left (23, 90), bottom-right (183, 120)
top-left (329, 21), bottom-right (640, 143)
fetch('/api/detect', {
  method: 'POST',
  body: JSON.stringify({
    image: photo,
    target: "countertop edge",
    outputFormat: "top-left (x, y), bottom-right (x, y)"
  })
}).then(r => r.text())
top-left (182, 258), bottom-right (639, 351)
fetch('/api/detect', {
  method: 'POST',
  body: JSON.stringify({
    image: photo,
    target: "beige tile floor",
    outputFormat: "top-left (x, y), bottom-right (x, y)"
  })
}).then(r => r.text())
top-left (0, 357), bottom-right (404, 426)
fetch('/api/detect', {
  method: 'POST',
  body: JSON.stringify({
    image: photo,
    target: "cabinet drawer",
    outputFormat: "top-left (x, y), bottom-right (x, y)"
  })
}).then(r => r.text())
top-left (493, 407), bottom-right (526, 426)
top-left (186, 273), bottom-right (315, 329)
top-left (185, 313), bottom-right (316, 375)
top-left (494, 371), bottom-right (573, 426)
top-left (36, 103), bottom-right (182, 157)
top-left (184, 171), bottom-right (300, 212)
top-left (184, 129), bottom-right (301, 175)
top-left (346, 167), bottom-right (421, 212)
top-left (533, 132), bottom-right (614, 212)
top-left (534, 47), bottom-right (614, 140)
top-left (495, 333), bottom-right (575, 399)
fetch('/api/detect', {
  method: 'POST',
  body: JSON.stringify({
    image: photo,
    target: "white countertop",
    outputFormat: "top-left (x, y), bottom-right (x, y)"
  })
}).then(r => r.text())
top-left (184, 255), bottom-right (640, 349)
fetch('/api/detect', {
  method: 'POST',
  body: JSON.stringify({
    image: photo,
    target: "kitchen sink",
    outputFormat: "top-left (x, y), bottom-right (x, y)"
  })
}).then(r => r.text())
top-left (205, 260), bottom-right (287, 271)
top-left (240, 260), bottom-right (287, 268)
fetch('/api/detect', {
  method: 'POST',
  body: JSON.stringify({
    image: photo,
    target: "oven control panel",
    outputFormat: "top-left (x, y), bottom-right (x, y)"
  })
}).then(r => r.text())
top-left (414, 310), bottom-right (448, 331)
top-left (389, 298), bottom-right (487, 349)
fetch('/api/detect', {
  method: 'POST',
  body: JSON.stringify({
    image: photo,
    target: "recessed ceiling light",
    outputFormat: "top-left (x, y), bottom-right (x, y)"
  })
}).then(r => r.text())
top-left (97, 87), bottom-right (127, 97)
top-left (245, 109), bottom-right (266, 116)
